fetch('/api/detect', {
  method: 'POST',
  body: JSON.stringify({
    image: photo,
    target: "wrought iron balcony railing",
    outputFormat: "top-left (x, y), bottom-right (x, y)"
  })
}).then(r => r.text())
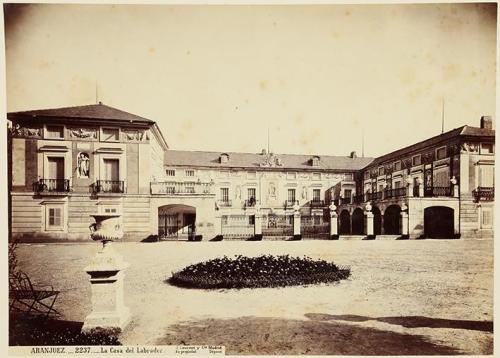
top-left (425, 186), bottom-right (452, 197)
top-left (95, 180), bottom-right (124, 194)
top-left (284, 200), bottom-right (299, 209)
top-left (217, 200), bottom-right (232, 208)
top-left (33, 179), bottom-right (70, 193)
top-left (366, 191), bottom-right (382, 201)
top-left (384, 187), bottom-right (407, 199)
top-left (310, 199), bottom-right (325, 208)
top-left (244, 198), bottom-right (258, 208)
top-left (473, 187), bottom-right (494, 202)
top-left (151, 181), bottom-right (213, 195)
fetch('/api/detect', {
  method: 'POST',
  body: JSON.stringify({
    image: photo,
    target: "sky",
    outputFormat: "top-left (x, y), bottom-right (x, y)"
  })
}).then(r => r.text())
top-left (3, 3), bottom-right (497, 158)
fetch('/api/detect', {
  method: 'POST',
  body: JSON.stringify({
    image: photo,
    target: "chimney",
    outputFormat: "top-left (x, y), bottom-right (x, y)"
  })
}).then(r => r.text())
top-left (480, 116), bottom-right (493, 130)
top-left (350, 151), bottom-right (357, 158)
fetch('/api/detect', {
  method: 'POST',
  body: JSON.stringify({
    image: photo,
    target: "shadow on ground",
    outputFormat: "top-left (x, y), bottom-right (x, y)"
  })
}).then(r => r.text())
top-left (305, 313), bottom-right (494, 333)
top-left (9, 314), bottom-right (121, 346)
top-left (157, 316), bottom-right (460, 355)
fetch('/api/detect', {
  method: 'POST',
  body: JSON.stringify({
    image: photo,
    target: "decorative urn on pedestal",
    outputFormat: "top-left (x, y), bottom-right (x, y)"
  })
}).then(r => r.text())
top-left (82, 214), bottom-right (130, 333)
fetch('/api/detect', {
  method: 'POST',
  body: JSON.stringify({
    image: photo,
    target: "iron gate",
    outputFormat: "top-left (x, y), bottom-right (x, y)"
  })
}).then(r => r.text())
top-left (221, 215), bottom-right (254, 239)
top-left (262, 214), bottom-right (293, 238)
top-left (301, 214), bottom-right (330, 239)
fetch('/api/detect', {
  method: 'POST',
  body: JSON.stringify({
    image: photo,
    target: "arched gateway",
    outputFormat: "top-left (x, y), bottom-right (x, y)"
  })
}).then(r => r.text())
top-left (158, 204), bottom-right (196, 240)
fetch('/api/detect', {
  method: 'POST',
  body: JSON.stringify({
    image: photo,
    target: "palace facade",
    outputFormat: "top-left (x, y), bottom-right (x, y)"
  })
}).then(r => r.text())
top-left (7, 103), bottom-right (495, 242)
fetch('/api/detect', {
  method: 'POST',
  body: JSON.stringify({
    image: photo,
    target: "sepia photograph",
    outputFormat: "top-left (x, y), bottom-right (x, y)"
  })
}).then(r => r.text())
top-left (3, 2), bottom-right (496, 356)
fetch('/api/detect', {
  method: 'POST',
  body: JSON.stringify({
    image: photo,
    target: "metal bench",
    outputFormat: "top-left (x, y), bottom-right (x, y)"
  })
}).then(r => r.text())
top-left (9, 271), bottom-right (60, 318)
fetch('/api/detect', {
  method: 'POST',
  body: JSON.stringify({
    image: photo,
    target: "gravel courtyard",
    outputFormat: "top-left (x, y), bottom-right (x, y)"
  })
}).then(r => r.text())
top-left (13, 239), bottom-right (493, 355)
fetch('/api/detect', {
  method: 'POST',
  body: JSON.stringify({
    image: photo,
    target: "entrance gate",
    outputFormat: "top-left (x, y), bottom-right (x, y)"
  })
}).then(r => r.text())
top-left (262, 214), bottom-right (293, 238)
top-left (301, 214), bottom-right (329, 239)
top-left (221, 215), bottom-right (254, 239)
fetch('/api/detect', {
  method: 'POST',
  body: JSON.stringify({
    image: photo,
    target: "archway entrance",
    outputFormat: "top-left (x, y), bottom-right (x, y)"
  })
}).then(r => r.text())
top-left (339, 210), bottom-right (351, 235)
top-left (384, 205), bottom-right (401, 235)
top-left (158, 204), bottom-right (196, 240)
top-left (372, 206), bottom-right (382, 235)
top-left (352, 208), bottom-right (364, 235)
top-left (424, 206), bottom-right (454, 238)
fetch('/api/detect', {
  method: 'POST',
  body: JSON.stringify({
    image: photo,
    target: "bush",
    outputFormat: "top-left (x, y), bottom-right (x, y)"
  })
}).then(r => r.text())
top-left (168, 255), bottom-right (350, 289)
top-left (9, 316), bottom-right (121, 346)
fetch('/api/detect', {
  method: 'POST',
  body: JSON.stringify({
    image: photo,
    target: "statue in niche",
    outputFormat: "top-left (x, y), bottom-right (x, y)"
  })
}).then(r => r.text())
top-left (268, 182), bottom-right (276, 197)
top-left (302, 186), bottom-right (307, 199)
top-left (236, 185), bottom-right (241, 199)
top-left (77, 152), bottom-right (90, 178)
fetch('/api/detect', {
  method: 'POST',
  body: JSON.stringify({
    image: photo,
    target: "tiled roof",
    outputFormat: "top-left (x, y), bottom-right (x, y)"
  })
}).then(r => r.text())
top-left (165, 150), bottom-right (374, 171)
top-left (368, 125), bottom-right (495, 167)
top-left (8, 103), bottom-right (155, 124)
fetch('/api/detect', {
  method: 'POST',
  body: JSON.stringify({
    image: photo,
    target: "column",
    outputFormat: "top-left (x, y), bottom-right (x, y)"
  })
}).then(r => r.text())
top-left (399, 204), bottom-right (409, 240)
top-left (254, 205), bottom-right (263, 240)
top-left (364, 203), bottom-right (375, 240)
top-left (407, 177), bottom-right (414, 198)
top-left (293, 203), bottom-right (302, 240)
top-left (214, 210), bottom-right (223, 241)
top-left (418, 177), bottom-right (424, 198)
top-left (329, 202), bottom-right (339, 240)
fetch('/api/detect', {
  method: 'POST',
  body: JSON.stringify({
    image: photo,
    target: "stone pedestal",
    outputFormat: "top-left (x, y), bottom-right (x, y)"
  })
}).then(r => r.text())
top-left (82, 214), bottom-right (130, 333)
top-left (365, 211), bottom-right (375, 240)
top-left (214, 211), bottom-right (223, 241)
top-left (399, 211), bottom-right (409, 240)
top-left (329, 202), bottom-right (339, 240)
top-left (254, 210), bottom-right (263, 240)
top-left (293, 209), bottom-right (302, 240)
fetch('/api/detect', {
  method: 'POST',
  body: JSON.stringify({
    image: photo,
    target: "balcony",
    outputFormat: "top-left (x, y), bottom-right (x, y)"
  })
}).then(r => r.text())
top-left (244, 198), bottom-right (258, 208)
top-left (339, 197), bottom-right (352, 205)
top-left (217, 200), bottom-right (232, 208)
top-left (425, 186), bottom-right (452, 197)
top-left (384, 187), bottom-right (407, 199)
top-left (284, 200), bottom-right (299, 209)
top-left (33, 179), bottom-right (70, 194)
top-left (366, 191), bottom-right (383, 201)
top-left (310, 199), bottom-right (326, 208)
top-left (473, 187), bottom-right (494, 202)
top-left (95, 180), bottom-right (124, 194)
top-left (150, 181), bottom-right (213, 195)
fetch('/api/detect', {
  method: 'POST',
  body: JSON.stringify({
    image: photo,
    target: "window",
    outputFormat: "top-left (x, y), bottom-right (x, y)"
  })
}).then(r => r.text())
top-left (221, 188), bottom-right (229, 202)
top-left (311, 156), bottom-right (320, 166)
top-left (312, 173), bottom-right (321, 180)
top-left (364, 171), bottom-right (370, 180)
top-left (47, 157), bottom-right (64, 179)
top-left (394, 181), bottom-right (402, 189)
top-left (313, 189), bottom-right (321, 202)
top-left (394, 161), bottom-right (402, 171)
top-left (481, 143), bottom-right (494, 154)
top-left (166, 169), bottom-right (175, 177)
top-left (45, 125), bottom-right (64, 139)
top-left (288, 188), bottom-right (296, 203)
top-left (101, 128), bottom-right (120, 142)
top-left (313, 216), bottom-right (321, 225)
top-left (436, 146), bottom-right (447, 160)
top-left (248, 188), bottom-right (256, 200)
top-left (45, 204), bottom-right (65, 231)
top-left (479, 165), bottom-right (494, 187)
top-left (248, 215), bottom-right (255, 225)
top-left (378, 167), bottom-right (385, 176)
top-left (412, 155), bottom-right (421, 166)
top-left (104, 208), bottom-right (117, 213)
top-left (185, 170), bottom-right (195, 177)
top-left (287, 172), bottom-right (297, 180)
top-left (344, 189), bottom-right (352, 199)
top-left (220, 153), bottom-right (229, 163)
top-left (344, 173), bottom-right (354, 181)
top-left (103, 159), bottom-right (119, 181)
top-left (481, 208), bottom-right (493, 228)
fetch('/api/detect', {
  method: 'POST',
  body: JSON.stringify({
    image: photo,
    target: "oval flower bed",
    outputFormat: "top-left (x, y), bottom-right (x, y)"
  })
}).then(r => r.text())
top-left (168, 255), bottom-right (350, 289)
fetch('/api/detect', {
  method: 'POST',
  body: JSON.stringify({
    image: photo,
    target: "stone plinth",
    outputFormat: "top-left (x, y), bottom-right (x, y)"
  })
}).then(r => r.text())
top-left (83, 214), bottom-right (130, 333)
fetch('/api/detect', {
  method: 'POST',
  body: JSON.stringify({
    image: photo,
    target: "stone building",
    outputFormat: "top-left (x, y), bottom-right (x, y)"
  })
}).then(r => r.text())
top-left (7, 103), bottom-right (495, 242)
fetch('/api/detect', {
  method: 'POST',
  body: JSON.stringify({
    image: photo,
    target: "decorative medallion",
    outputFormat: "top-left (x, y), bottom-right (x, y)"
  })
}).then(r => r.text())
top-left (69, 127), bottom-right (97, 139)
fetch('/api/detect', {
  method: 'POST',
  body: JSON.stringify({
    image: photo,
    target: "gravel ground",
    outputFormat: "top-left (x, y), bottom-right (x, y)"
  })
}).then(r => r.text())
top-left (13, 239), bottom-right (493, 355)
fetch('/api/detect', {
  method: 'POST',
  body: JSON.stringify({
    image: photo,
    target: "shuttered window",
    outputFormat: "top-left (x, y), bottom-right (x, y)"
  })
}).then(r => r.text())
top-left (479, 165), bottom-right (494, 187)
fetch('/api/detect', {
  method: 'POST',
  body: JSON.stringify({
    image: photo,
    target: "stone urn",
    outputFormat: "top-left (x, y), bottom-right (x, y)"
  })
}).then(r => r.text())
top-left (82, 214), bottom-right (130, 333)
